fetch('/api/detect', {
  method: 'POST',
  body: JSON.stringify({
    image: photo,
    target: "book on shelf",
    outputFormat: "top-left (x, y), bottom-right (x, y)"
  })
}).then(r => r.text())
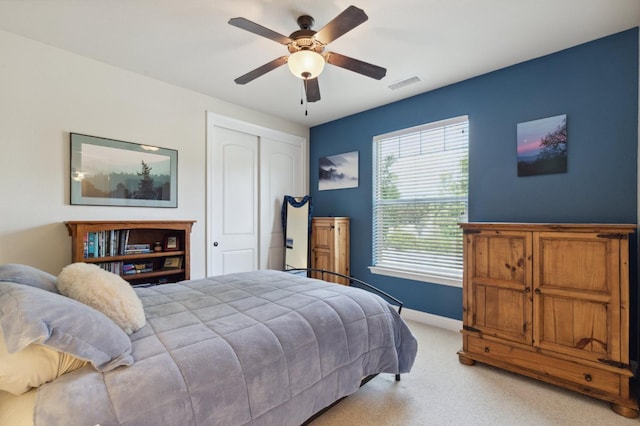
top-left (125, 243), bottom-right (152, 254)
top-left (84, 230), bottom-right (134, 258)
top-left (123, 262), bottom-right (154, 275)
top-left (96, 262), bottom-right (123, 275)
top-left (119, 230), bottom-right (130, 255)
top-left (87, 232), bottom-right (97, 257)
top-left (98, 232), bottom-right (104, 257)
top-left (127, 243), bottom-right (150, 250)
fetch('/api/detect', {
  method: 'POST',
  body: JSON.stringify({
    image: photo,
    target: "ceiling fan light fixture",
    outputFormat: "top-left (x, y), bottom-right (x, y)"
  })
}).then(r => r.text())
top-left (287, 50), bottom-right (325, 79)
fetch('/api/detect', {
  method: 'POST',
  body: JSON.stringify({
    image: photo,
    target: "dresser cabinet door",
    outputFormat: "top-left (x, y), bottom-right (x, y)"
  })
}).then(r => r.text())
top-left (464, 230), bottom-right (533, 345)
top-left (311, 217), bottom-right (350, 285)
top-left (533, 232), bottom-right (621, 363)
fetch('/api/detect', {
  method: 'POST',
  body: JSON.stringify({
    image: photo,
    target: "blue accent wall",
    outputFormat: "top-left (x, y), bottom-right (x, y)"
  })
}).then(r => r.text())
top-left (309, 29), bottom-right (638, 323)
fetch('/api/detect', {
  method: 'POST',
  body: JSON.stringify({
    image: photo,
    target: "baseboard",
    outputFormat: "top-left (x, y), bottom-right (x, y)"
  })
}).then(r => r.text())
top-left (400, 307), bottom-right (462, 333)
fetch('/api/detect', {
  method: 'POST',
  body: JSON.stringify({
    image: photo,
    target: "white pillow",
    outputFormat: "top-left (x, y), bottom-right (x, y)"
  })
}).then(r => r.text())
top-left (57, 263), bottom-right (145, 335)
top-left (0, 328), bottom-right (88, 395)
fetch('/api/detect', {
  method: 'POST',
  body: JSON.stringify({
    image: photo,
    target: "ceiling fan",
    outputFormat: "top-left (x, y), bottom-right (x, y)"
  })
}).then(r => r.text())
top-left (228, 5), bottom-right (386, 104)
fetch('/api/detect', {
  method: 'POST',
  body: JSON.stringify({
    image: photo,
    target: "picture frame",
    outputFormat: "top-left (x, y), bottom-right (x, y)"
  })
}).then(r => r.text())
top-left (164, 235), bottom-right (180, 251)
top-left (70, 133), bottom-right (178, 207)
top-left (163, 256), bottom-right (183, 269)
top-left (517, 114), bottom-right (567, 177)
top-left (318, 150), bottom-right (359, 191)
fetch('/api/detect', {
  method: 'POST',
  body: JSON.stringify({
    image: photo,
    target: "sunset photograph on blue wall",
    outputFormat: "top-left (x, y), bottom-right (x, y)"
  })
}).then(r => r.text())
top-left (517, 114), bottom-right (567, 177)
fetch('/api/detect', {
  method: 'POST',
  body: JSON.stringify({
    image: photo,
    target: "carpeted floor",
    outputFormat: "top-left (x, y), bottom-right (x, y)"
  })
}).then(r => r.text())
top-left (310, 320), bottom-right (639, 425)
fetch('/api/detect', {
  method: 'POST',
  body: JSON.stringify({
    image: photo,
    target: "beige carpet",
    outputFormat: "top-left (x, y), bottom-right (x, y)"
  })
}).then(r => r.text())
top-left (310, 320), bottom-right (639, 425)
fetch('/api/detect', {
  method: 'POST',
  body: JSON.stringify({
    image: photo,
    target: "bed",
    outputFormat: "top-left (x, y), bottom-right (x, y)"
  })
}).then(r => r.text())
top-left (0, 265), bottom-right (417, 426)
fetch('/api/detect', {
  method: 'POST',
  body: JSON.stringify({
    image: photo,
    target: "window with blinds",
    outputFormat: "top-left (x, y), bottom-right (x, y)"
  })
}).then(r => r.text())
top-left (371, 116), bottom-right (468, 286)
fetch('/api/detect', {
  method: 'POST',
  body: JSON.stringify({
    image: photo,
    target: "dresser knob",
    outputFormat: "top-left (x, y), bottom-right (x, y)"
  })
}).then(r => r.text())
top-left (484, 346), bottom-right (490, 353)
top-left (584, 374), bottom-right (592, 382)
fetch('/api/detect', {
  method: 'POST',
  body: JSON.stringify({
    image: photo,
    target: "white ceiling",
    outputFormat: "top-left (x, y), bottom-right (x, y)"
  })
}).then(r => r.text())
top-left (0, 0), bottom-right (638, 127)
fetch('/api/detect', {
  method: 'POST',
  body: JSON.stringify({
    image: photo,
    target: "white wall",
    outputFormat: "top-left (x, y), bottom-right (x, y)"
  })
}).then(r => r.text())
top-left (0, 29), bottom-right (309, 277)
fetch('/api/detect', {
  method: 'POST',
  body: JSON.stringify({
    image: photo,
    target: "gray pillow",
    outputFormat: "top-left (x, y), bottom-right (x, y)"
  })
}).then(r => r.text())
top-left (0, 281), bottom-right (133, 372)
top-left (0, 264), bottom-right (58, 293)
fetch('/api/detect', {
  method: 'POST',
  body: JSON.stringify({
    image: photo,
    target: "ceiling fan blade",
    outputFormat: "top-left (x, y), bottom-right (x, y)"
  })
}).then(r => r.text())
top-left (228, 17), bottom-right (292, 45)
top-left (325, 52), bottom-right (386, 80)
top-left (305, 78), bottom-right (321, 103)
top-left (314, 5), bottom-right (368, 45)
top-left (234, 56), bottom-right (288, 85)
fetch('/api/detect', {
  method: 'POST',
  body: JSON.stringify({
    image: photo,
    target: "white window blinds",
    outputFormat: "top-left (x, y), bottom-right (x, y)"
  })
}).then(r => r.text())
top-left (372, 116), bottom-right (469, 284)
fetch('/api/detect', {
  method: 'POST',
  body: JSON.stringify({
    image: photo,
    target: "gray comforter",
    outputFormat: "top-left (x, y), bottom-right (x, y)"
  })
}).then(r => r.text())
top-left (35, 270), bottom-right (417, 425)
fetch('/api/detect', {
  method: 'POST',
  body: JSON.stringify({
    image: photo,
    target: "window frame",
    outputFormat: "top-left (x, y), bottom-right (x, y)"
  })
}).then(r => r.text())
top-left (369, 115), bottom-right (469, 288)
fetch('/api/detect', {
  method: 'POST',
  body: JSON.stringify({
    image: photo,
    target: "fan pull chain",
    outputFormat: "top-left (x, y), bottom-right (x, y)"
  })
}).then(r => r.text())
top-left (301, 78), bottom-right (309, 116)
top-left (300, 80), bottom-right (304, 105)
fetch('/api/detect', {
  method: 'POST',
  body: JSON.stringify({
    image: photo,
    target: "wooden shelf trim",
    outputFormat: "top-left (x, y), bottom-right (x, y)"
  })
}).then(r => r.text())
top-left (121, 269), bottom-right (185, 282)
top-left (82, 250), bottom-right (186, 263)
top-left (65, 220), bottom-right (196, 235)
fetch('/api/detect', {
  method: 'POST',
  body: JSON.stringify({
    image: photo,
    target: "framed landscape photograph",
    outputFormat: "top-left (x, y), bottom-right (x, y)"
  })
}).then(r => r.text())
top-left (318, 150), bottom-right (359, 191)
top-left (517, 115), bottom-right (567, 177)
top-left (70, 133), bottom-right (178, 207)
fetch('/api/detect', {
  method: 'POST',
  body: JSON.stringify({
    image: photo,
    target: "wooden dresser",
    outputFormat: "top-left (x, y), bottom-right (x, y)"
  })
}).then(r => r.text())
top-left (311, 217), bottom-right (350, 285)
top-left (458, 222), bottom-right (637, 417)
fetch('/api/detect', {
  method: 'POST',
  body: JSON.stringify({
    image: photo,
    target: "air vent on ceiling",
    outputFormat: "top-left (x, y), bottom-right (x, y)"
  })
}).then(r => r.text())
top-left (388, 76), bottom-right (422, 90)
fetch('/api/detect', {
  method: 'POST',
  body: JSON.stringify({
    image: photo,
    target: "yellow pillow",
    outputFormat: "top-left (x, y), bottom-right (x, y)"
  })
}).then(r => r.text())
top-left (0, 328), bottom-right (88, 395)
top-left (0, 389), bottom-right (37, 426)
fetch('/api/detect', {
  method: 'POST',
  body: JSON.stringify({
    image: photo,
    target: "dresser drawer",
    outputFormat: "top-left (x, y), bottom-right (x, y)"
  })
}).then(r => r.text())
top-left (467, 335), bottom-right (623, 396)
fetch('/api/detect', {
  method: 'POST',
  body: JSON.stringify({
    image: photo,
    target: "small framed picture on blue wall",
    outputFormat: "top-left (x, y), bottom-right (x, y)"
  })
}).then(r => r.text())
top-left (516, 114), bottom-right (567, 177)
top-left (318, 150), bottom-right (359, 190)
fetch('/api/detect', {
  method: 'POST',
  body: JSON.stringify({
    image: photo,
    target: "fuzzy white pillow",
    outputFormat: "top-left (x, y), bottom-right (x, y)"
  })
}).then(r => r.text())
top-left (57, 263), bottom-right (145, 335)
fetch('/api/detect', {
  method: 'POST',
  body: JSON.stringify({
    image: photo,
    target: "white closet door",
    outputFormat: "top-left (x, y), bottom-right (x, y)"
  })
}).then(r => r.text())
top-left (259, 137), bottom-right (303, 270)
top-left (209, 125), bottom-right (259, 275)
top-left (207, 113), bottom-right (307, 276)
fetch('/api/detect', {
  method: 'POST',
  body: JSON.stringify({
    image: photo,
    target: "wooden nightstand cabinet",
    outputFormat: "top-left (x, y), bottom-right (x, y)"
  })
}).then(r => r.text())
top-left (311, 217), bottom-right (350, 285)
top-left (458, 222), bottom-right (637, 418)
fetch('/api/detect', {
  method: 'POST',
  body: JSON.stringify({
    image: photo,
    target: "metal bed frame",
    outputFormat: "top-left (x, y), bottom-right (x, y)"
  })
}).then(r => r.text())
top-left (285, 268), bottom-right (404, 315)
